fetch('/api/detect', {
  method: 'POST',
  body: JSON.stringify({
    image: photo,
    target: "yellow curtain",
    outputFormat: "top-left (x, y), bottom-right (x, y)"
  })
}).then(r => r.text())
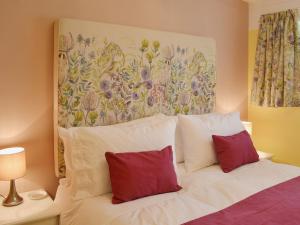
top-left (251, 9), bottom-right (300, 107)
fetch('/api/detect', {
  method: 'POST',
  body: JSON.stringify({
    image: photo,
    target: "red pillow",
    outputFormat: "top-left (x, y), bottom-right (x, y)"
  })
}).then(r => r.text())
top-left (212, 130), bottom-right (259, 173)
top-left (105, 146), bottom-right (182, 204)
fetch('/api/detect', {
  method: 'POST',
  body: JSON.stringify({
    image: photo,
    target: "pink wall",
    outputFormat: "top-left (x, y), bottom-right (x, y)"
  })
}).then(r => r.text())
top-left (0, 0), bottom-right (248, 197)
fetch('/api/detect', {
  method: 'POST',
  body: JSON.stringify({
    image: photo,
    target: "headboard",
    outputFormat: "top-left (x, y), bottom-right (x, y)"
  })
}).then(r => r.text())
top-left (54, 19), bottom-right (216, 177)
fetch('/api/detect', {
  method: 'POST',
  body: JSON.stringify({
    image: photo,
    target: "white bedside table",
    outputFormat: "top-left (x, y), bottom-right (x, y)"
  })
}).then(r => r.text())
top-left (258, 151), bottom-right (274, 160)
top-left (0, 189), bottom-right (59, 225)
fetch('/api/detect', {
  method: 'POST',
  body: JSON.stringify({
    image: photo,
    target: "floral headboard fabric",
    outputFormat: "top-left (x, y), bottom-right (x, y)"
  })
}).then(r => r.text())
top-left (54, 19), bottom-right (216, 177)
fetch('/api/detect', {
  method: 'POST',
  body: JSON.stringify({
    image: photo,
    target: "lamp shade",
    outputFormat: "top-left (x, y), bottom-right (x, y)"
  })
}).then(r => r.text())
top-left (0, 147), bottom-right (26, 181)
top-left (242, 121), bottom-right (252, 136)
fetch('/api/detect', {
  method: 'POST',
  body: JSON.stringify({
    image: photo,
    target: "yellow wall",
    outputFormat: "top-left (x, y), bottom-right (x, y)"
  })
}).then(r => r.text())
top-left (248, 30), bottom-right (300, 166)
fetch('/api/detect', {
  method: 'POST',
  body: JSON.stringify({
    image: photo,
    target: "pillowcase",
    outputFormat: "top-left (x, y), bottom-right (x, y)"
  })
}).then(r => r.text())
top-left (164, 116), bottom-right (185, 163)
top-left (111, 115), bottom-right (184, 164)
top-left (60, 114), bottom-right (168, 182)
top-left (105, 146), bottom-right (182, 204)
top-left (178, 112), bottom-right (245, 172)
top-left (129, 115), bottom-right (184, 163)
top-left (212, 130), bottom-right (259, 172)
top-left (58, 115), bottom-right (177, 200)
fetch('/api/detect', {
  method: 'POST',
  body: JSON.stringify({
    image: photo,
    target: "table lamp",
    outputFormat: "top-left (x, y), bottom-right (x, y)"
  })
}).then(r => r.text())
top-left (0, 147), bottom-right (26, 207)
top-left (242, 121), bottom-right (252, 136)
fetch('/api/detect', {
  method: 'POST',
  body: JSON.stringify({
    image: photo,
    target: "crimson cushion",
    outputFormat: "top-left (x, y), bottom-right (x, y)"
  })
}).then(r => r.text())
top-left (105, 146), bottom-right (182, 204)
top-left (212, 130), bottom-right (259, 173)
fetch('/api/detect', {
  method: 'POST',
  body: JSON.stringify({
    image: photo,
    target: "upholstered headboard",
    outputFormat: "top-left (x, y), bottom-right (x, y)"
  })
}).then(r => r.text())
top-left (54, 18), bottom-right (216, 177)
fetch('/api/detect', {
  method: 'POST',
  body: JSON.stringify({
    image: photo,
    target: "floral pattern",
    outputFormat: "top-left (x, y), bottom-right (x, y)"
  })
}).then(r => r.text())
top-left (251, 9), bottom-right (300, 107)
top-left (56, 21), bottom-right (216, 177)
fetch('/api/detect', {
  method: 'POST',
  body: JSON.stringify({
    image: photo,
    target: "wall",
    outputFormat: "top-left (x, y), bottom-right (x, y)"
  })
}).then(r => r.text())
top-left (248, 0), bottom-right (300, 167)
top-left (0, 0), bottom-right (248, 197)
top-left (249, 0), bottom-right (300, 30)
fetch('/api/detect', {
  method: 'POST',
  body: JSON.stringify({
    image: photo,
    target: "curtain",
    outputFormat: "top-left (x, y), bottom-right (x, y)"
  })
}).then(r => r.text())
top-left (251, 9), bottom-right (300, 107)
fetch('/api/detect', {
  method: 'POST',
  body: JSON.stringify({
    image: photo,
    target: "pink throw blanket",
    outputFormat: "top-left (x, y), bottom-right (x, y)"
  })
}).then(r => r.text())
top-left (183, 176), bottom-right (300, 225)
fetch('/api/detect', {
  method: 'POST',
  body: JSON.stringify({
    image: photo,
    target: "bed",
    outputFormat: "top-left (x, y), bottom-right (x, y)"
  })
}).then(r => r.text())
top-left (53, 19), bottom-right (300, 225)
top-left (54, 160), bottom-right (300, 225)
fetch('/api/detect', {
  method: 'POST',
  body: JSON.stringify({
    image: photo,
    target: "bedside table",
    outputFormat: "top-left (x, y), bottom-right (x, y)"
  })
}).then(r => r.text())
top-left (258, 151), bottom-right (274, 160)
top-left (0, 189), bottom-right (59, 225)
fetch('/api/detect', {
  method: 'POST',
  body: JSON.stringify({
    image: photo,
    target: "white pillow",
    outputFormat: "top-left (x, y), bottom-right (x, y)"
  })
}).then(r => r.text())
top-left (61, 114), bottom-right (168, 180)
top-left (102, 114), bottom-right (184, 163)
top-left (162, 116), bottom-right (184, 163)
top-left (178, 112), bottom-right (245, 172)
top-left (59, 115), bottom-right (177, 200)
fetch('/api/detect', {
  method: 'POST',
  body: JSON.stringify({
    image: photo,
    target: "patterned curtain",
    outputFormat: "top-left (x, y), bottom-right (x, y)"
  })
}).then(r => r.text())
top-left (251, 9), bottom-right (300, 107)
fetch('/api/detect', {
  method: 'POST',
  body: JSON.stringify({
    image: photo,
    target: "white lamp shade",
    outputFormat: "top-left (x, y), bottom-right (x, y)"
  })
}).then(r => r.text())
top-left (0, 147), bottom-right (26, 181)
top-left (242, 121), bottom-right (252, 136)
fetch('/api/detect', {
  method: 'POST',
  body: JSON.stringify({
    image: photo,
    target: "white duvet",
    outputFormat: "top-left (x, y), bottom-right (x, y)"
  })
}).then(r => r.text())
top-left (55, 160), bottom-right (300, 225)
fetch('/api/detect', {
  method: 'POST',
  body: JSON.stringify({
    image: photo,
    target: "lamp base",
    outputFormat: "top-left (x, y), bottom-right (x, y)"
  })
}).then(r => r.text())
top-left (2, 180), bottom-right (23, 207)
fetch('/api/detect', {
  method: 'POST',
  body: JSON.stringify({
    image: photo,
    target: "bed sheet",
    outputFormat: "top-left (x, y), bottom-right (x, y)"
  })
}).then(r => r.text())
top-left (55, 160), bottom-right (300, 225)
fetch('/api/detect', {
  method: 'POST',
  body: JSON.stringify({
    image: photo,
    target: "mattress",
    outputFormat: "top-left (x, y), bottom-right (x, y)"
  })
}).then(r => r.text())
top-left (54, 160), bottom-right (300, 225)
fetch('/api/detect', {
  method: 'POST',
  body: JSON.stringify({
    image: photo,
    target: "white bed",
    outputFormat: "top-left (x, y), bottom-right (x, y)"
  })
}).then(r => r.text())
top-left (54, 160), bottom-right (300, 225)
